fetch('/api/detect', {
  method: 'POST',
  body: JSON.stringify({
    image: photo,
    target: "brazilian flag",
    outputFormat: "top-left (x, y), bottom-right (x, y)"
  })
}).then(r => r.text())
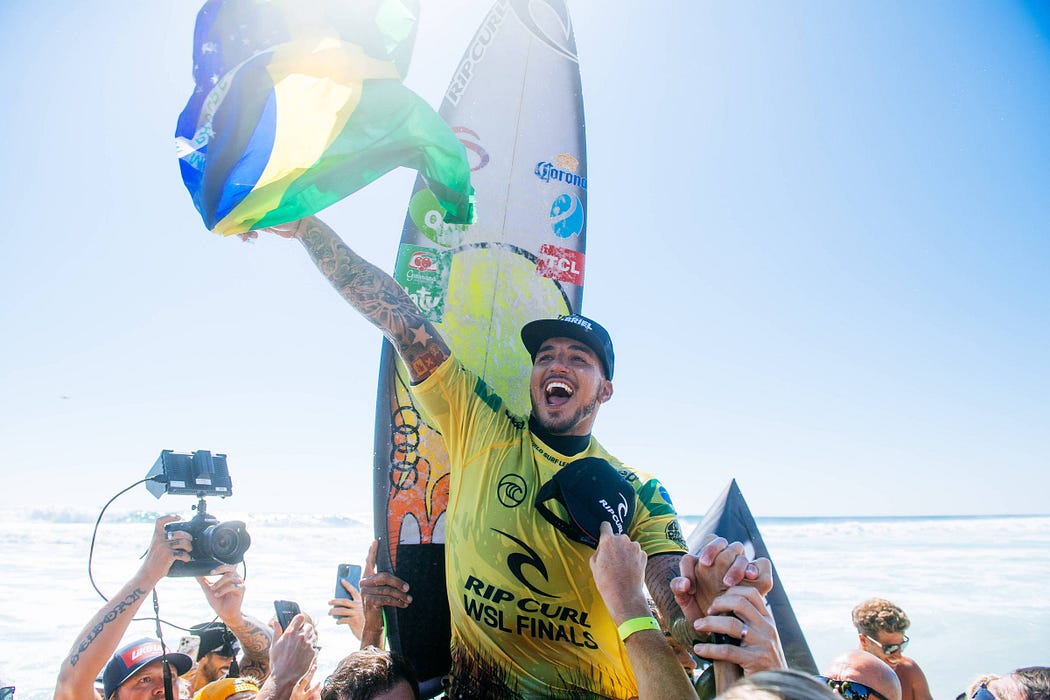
top-left (175, 0), bottom-right (474, 235)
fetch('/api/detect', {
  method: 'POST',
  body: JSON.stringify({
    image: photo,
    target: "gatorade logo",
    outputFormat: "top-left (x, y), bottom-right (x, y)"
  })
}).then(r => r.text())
top-left (549, 193), bottom-right (584, 238)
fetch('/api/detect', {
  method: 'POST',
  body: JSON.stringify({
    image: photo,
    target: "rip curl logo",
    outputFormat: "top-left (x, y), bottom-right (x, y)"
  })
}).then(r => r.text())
top-left (497, 474), bottom-right (527, 508)
top-left (445, 3), bottom-right (509, 106)
top-left (508, 0), bottom-right (578, 63)
top-left (493, 528), bottom-right (555, 597)
top-left (598, 493), bottom-right (630, 534)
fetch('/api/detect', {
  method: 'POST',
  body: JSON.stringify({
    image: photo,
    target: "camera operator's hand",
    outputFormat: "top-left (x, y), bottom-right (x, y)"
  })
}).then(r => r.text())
top-left (197, 564), bottom-right (273, 682)
top-left (197, 565), bottom-right (246, 622)
top-left (142, 514), bottom-right (193, 582)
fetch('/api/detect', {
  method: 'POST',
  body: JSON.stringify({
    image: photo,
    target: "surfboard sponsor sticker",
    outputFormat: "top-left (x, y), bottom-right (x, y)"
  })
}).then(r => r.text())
top-left (445, 2), bottom-right (511, 106)
top-left (537, 243), bottom-right (584, 285)
top-left (534, 153), bottom-right (587, 190)
top-left (409, 189), bottom-right (470, 247)
top-left (549, 193), bottom-right (585, 238)
top-left (394, 244), bottom-right (451, 322)
top-left (452, 126), bottom-right (491, 172)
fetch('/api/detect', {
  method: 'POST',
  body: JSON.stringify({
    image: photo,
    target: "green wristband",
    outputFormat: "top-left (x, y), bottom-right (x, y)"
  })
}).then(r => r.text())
top-left (617, 615), bottom-right (661, 641)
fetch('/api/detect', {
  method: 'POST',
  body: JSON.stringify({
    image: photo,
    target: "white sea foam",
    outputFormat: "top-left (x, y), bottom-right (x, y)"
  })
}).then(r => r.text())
top-left (3, 512), bottom-right (1048, 699)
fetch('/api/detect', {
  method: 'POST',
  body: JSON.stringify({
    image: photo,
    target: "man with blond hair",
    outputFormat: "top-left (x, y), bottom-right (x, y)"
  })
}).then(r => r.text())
top-left (852, 598), bottom-right (932, 700)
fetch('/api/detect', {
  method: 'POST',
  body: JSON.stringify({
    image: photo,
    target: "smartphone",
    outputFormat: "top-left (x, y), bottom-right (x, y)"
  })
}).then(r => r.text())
top-left (274, 600), bottom-right (301, 631)
top-left (335, 563), bottom-right (363, 601)
top-left (177, 635), bottom-right (200, 659)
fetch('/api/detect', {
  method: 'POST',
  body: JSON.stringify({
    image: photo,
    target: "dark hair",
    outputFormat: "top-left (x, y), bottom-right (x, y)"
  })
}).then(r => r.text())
top-left (321, 647), bottom-right (419, 700)
top-left (1015, 667), bottom-right (1050, 700)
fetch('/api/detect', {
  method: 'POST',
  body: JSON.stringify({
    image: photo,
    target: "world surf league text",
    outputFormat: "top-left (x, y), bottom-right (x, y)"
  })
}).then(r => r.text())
top-left (462, 575), bottom-right (598, 649)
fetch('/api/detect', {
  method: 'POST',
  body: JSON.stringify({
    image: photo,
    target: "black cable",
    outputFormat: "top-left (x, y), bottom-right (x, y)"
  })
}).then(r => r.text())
top-left (153, 590), bottom-right (176, 700)
top-left (88, 477), bottom-right (163, 602)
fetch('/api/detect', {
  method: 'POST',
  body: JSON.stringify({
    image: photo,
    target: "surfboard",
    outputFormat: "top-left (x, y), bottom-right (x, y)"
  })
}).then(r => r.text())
top-left (371, 1), bottom-right (589, 691)
top-left (687, 479), bottom-right (818, 674)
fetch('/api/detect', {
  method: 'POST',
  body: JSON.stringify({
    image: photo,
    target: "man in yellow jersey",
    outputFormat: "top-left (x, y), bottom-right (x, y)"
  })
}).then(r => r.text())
top-left (253, 217), bottom-right (767, 698)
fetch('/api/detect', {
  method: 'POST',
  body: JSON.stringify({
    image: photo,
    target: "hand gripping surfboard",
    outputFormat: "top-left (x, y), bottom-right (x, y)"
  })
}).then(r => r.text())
top-left (687, 480), bottom-right (818, 674)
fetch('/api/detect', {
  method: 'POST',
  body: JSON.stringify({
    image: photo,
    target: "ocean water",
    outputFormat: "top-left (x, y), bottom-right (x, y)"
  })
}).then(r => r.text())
top-left (2, 509), bottom-right (1048, 700)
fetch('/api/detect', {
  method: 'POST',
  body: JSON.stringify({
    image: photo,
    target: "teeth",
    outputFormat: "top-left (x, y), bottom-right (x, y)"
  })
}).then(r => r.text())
top-left (545, 380), bottom-right (573, 397)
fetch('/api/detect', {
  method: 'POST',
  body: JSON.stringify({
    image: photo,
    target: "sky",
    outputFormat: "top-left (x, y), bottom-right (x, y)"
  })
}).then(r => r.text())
top-left (1, 1), bottom-right (1048, 519)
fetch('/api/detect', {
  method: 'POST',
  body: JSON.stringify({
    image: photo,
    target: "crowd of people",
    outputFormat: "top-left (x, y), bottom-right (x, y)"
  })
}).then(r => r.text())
top-left (35, 215), bottom-right (1047, 699)
top-left (41, 514), bottom-right (1048, 700)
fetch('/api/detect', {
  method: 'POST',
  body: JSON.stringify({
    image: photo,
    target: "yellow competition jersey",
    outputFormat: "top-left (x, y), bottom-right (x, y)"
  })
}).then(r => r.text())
top-left (411, 355), bottom-right (687, 699)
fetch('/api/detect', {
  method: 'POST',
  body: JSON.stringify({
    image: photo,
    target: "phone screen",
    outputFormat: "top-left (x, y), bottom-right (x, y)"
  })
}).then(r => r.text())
top-left (274, 600), bottom-right (301, 631)
top-left (335, 564), bottom-right (363, 600)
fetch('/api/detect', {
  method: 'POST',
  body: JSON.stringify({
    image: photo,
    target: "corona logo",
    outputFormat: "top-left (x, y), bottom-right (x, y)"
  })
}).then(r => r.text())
top-left (534, 157), bottom-right (587, 189)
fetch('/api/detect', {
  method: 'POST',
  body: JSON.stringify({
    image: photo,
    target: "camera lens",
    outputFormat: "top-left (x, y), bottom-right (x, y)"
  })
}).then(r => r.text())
top-left (200, 521), bottom-right (251, 564)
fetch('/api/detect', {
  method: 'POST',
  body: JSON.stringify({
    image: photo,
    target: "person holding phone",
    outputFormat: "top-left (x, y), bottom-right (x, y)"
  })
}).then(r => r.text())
top-left (328, 541), bottom-right (413, 650)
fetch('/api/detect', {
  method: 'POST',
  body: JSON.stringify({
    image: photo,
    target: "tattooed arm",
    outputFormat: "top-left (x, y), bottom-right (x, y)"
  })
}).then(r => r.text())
top-left (261, 217), bottom-right (449, 383)
top-left (196, 565), bottom-right (273, 681)
top-left (55, 516), bottom-right (191, 700)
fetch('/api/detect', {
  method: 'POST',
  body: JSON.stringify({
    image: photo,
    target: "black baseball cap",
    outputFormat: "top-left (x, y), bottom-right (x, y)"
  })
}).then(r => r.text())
top-left (520, 313), bottom-right (615, 379)
top-left (191, 623), bottom-right (239, 661)
top-left (102, 638), bottom-right (193, 699)
top-left (534, 457), bottom-right (635, 548)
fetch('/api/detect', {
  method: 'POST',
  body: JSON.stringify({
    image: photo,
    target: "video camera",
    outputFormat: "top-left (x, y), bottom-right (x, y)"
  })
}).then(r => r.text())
top-left (146, 450), bottom-right (251, 577)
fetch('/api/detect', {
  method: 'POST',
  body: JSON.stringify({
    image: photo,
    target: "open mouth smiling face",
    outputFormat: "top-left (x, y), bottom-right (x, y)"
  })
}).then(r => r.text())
top-left (543, 378), bottom-right (575, 408)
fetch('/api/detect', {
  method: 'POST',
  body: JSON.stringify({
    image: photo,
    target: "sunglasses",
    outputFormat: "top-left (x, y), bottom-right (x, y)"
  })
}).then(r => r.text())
top-left (955, 682), bottom-right (996, 700)
top-left (1, 687), bottom-right (14, 700)
top-left (864, 633), bottom-right (909, 655)
top-left (818, 676), bottom-right (889, 700)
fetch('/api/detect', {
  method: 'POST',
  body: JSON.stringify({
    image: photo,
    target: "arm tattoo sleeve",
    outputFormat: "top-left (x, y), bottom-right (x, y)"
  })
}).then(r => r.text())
top-left (230, 618), bottom-right (272, 680)
top-left (297, 218), bottom-right (450, 381)
top-left (69, 588), bottom-right (147, 667)
top-left (645, 554), bottom-right (685, 634)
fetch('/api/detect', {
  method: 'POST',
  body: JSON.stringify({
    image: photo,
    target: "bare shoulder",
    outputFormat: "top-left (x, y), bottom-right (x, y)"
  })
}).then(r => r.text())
top-left (894, 656), bottom-right (933, 700)
top-left (894, 656), bottom-right (928, 677)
